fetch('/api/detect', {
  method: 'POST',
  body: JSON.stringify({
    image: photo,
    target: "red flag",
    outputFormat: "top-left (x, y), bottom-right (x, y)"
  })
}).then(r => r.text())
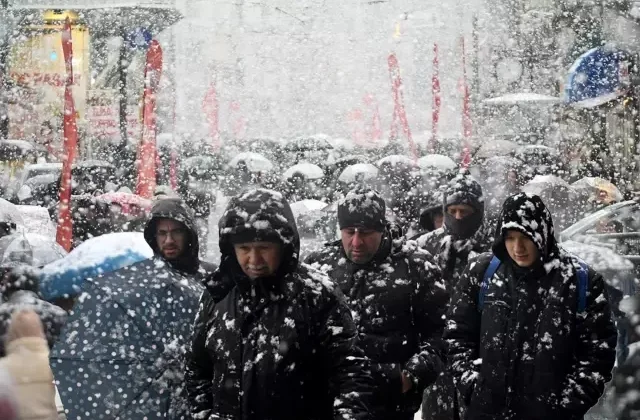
top-left (387, 53), bottom-right (418, 160)
top-left (203, 80), bottom-right (220, 150)
top-left (56, 18), bottom-right (78, 251)
top-left (136, 40), bottom-right (163, 198)
top-left (431, 43), bottom-right (441, 153)
top-left (461, 37), bottom-right (472, 167)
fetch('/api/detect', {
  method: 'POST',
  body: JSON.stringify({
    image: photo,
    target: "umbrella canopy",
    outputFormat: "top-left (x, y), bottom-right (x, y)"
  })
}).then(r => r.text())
top-left (473, 139), bottom-right (519, 159)
top-left (40, 232), bottom-right (153, 300)
top-left (23, 233), bottom-right (67, 267)
top-left (0, 198), bottom-right (24, 227)
top-left (96, 192), bottom-right (153, 215)
top-left (290, 199), bottom-right (328, 218)
top-left (0, 234), bottom-right (32, 267)
top-left (338, 163), bottom-right (379, 183)
top-left (572, 177), bottom-right (623, 205)
top-left (283, 162), bottom-right (325, 180)
top-left (228, 152), bottom-right (274, 172)
top-left (16, 205), bottom-right (56, 237)
top-left (51, 259), bottom-right (203, 419)
top-left (376, 154), bottom-right (415, 167)
top-left (418, 154), bottom-right (456, 171)
top-left (285, 136), bottom-right (334, 152)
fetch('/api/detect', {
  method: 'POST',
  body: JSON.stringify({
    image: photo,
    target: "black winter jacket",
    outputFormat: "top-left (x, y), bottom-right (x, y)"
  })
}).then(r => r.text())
top-left (444, 193), bottom-right (616, 420)
top-left (305, 235), bottom-right (447, 419)
top-left (185, 189), bottom-right (373, 420)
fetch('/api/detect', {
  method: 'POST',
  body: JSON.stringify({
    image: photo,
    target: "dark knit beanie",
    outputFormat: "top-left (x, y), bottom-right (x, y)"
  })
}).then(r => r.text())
top-left (443, 170), bottom-right (484, 213)
top-left (337, 187), bottom-right (386, 231)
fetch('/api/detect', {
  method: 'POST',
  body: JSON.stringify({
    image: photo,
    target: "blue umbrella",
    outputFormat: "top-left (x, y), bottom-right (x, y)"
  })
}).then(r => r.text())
top-left (39, 232), bottom-right (152, 300)
top-left (51, 259), bottom-right (203, 419)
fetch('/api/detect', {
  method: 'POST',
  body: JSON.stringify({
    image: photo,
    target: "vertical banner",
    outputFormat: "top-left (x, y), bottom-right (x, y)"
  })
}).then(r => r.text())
top-left (387, 53), bottom-right (418, 160)
top-left (136, 40), bottom-right (163, 198)
top-left (203, 78), bottom-right (220, 150)
top-left (461, 37), bottom-right (472, 167)
top-left (431, 43), bottom-right (441, 153)
top-left (56, 18), bottom-right (78, 251)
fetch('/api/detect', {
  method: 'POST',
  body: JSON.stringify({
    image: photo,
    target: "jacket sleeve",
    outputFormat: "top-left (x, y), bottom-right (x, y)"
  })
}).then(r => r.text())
top-left (184, 289), bottom-right (216, 419)
top-left (317, 287), bottom-right (374, 420)
top-left (443, 257), bottom-right (484, 404)
top-left (403, 258), bottom-right (447, 399)
top-left (551, 269), bottom-right (617, 417)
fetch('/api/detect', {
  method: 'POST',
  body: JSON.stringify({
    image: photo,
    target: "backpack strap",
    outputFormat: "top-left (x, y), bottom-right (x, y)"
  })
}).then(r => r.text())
top-left (577, 261), bottom-right (589, 313)
top-left (478, 256), bottom-right (501, 312)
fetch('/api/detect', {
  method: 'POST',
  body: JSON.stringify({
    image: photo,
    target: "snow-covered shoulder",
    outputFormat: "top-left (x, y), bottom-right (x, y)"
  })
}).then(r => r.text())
top-left (297, 262), bottom-right (337, 296)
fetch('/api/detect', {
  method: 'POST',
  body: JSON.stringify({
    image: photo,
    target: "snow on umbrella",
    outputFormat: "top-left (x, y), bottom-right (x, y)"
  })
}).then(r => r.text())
top-left (417, 154), bottom-right (456, 171)
top-left (22, 233), bottom-right (67, 267)
top-left (289, 199), bottom-right (328, 218)
top-left (338, 163), bottom-right (379, 183)
top-left (15, 205), bottom-right (56, 237)
top-left (283, 162), bottom-right (325, 180)
top-left (0, 198), bottom-right (24, 228)
top-left (285, 136), bottom-right (334, 151)
top-left (39, 232), bottom-right (153, 300)
top-left (522, 175), bottom-right (589, 231)
top-left (228, 152), bottom-right (274, 172)
top-left (572, 177), bottom-right (623, 205)
top-left (376, 154), bottom-right (415, 167)
top-left (0, 234), bottom-right (33, 267)
top-left (50, 259), bottom-right (203, 420)
top-left (96, 192), bottom-right (153, 215)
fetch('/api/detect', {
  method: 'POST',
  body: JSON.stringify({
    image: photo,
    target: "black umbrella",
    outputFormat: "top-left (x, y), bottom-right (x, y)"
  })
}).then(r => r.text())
top-left (50, 259), bottom-right (203, 420)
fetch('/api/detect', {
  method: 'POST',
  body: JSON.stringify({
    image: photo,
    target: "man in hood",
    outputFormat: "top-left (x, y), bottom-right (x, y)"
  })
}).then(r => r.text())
top-left (445, 193), bottom-right (616, 420)
top-left (305, 187), bottom-right (447, 420)
top-left (143, 198), bottom-right (216, 277)
top-left (184, 188), bottom-right (372, 420)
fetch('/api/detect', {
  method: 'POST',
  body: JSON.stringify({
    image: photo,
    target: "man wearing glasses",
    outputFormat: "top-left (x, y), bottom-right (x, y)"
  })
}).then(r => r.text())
top-left (305, 187), bottom-right (447, 420)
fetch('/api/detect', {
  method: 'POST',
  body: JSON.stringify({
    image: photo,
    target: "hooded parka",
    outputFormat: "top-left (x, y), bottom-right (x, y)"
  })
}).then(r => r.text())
top-left (184, 189), bottom-right (373, 420)
top-left (143, 198), bottom-right (216, 277)
top-left (444, 193), bottom-right (616, 420)
top-left (305, 230), bottom-right (447, 420)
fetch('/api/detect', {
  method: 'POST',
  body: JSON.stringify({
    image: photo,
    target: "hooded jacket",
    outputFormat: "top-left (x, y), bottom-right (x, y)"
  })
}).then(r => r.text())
top-left (143, 198), bottom-right (216, 277)
top-left (184, 188), bottom-right (372, 420)
top-left (305, 232), bottom-right (447, 419)
top-left (444, 193), bottom-right (616, 420)
top-left (0, 267), bottom-right (67, 357)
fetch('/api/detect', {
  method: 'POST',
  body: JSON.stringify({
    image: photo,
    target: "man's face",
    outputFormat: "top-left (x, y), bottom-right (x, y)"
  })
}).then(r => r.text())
top-left (233, 242), bottom-right (282, 280)
top-left (446, 204), bottom-right (475, 220)
top-left (156, 218), bottom-right (188, 261)
top-left (504, 229), bottom-right (539, 267)
top-left (341, 227), bottom-right (383, 264)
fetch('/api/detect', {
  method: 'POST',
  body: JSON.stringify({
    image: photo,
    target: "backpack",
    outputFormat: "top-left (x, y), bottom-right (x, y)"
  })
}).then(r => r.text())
top-left (478, 256), bottom-right (589, 313)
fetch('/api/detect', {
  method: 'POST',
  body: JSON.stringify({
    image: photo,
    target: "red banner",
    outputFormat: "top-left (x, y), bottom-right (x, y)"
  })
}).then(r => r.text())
top-left (56, 18), bottom-right (78, 251)
top-left (431, 43), bottom-right (441, 153)
top-left (461, 37), bottom-right (472, 167)
top-left (136, 40), bottom-right (163, 198)
top-left (363, 94), bottom-right (382, 143)
top-left (203, 80), bottom-right (221, 150)
top-left (388, 53), bottom-right (418, 160)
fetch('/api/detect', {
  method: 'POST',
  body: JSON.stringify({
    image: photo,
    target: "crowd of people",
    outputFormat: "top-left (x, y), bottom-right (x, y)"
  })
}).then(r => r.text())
top-left (0, 166), bottom-right (631, 420)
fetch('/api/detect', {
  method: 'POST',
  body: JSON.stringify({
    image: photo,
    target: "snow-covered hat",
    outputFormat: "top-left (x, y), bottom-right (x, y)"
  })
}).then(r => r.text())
top-left (443, 170), bottom-right (484, 213)
top-left (337, 187), bottom-right (386, 231)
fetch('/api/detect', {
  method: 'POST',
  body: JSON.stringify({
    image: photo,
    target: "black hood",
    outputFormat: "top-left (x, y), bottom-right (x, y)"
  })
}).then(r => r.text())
top-left (492, 193), bottom-right (559, 266)
top-left (218, 188), bottom-right (300, 276)
top-left (418, 188), bottom-right (443, 232)
top-left (443, 171), bottom-right (485, 239)
top-left (143, 198), bottom-right (199, 274)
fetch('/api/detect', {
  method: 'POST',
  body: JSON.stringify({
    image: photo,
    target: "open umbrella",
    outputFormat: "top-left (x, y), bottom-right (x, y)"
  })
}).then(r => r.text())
top-left (0, 234), bottom-right (32, 267)
top-left (228, 152), bottom-right (274, 172)
top-left (16, 205), bottom-right (56, 237)
top-left (23, 233), bottom-right (67, 267)
top-left (522, 175), bottom-right (589, 231)
top-left (285, 136), bottom-right (334, 152)
top-left (572, 177), bottom-right (623, 205)
top-left (96, 192), bottom-right (153, 215)
top-left (289, 199), bottom-right (328, 219)
top-left (0, 198), bottom-right (24, 227)
top-left (50, 259), bottom-right (203, 419)
top-left (376, 155), bottom-right (415, 167)
top-left (338, 163), bottom-right (379, 183)
top-left (39, 232), bottom-right (153, 300)
top-left (417, 154), bottom-right (456, 171)
top-left (283, 162), bottom-right (324, 180)
top-left (473, 139), bottom-right (519, 159)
